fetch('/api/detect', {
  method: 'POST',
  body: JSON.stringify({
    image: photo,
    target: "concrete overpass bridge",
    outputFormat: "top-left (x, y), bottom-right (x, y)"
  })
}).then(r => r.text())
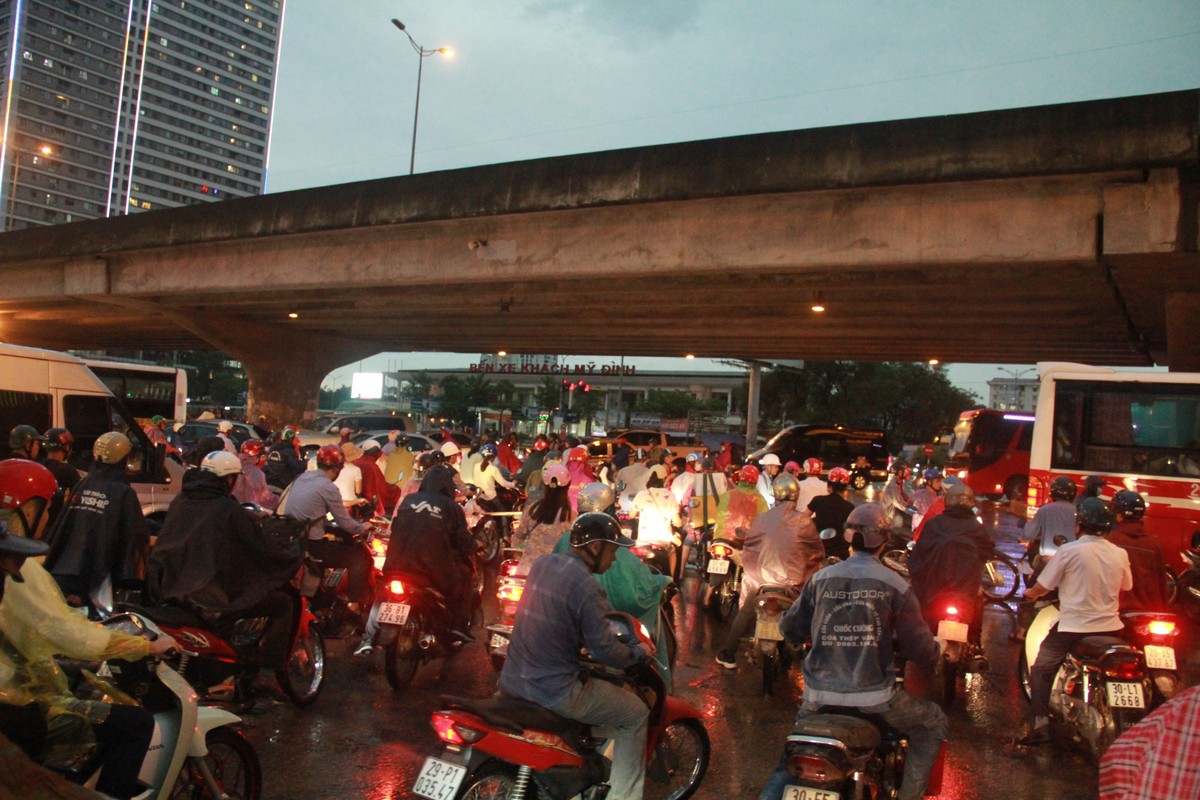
top-left (1, 89), bottom-right (1197, 424)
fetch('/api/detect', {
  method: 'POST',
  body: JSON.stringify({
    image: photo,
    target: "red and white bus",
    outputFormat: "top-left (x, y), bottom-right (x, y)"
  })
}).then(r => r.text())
top-left (947, 408), bottom-right (1034, 501)
top-left (1026, 363), bottom-right (1200, 568)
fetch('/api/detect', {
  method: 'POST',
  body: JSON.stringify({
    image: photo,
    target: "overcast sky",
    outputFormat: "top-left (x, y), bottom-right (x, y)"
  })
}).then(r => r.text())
top-left (263, 1), bottom-right (1200, 396)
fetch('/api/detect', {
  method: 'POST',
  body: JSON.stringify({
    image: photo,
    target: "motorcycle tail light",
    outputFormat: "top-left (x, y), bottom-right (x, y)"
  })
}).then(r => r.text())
top-left (371, 539), bottom-right (387, 556)
top-left (785, 751), bottom-right (846, 783)
top-left (498, 583), bottom-right (524, 603)
top-left (631, 546), bottom-right (650, 558)
top-left (711, 544), bottom-right (732, 558)
top-left (944, 605), bottom-right (959, 619)
top-left (1146, 619), bottom-right (1177, 637)
top-left (500, 560), bottom-right (519, 578)
top-left (1103, 659), bottom-right (1144, 681)
top-left (759, 597), bottom-right (786, 615)
top-left (432, 713), bottom-right (484, 745)
top-left (388, 579), bottom-right (405, 596)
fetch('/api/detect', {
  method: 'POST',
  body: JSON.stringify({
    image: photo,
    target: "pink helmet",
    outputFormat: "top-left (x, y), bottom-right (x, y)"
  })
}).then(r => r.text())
top-left (542, 463), bottom-right (570, 488)
top-left (784, 460), bottom-right (802, 476)
top-left (803, 458), bottom-right (823, 476)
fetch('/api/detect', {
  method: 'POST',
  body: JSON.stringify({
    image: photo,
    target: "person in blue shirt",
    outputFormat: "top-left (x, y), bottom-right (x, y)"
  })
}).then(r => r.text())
top-left (760, 503), bottom-right (948, 800)
top-left (499, 513), bottom-right (648, 800)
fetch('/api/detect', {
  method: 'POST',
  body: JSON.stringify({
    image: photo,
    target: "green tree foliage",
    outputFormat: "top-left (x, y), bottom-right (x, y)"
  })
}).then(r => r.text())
top-left (319, 385), bottom-right (351, 409)
top-left (635, 389), bottom-right (724, 418)
top-left (760, 362), bottom-right (978, 445)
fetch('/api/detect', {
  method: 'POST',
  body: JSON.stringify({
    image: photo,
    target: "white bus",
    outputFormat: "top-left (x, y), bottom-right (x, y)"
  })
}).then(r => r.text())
top-left (82, 358), bottom-right (188, 422)
top-left (1027, 362), bottom-right (1200, 568)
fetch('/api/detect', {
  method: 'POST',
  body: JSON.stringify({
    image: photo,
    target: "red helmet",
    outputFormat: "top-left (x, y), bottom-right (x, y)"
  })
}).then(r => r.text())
top-left (568, 446), bottom-right (588, 463)
top-left (738, 464), bottom-right (760, 485)
top-left (316, 444), bottom-right (345, 469)
top-left (533, 436), bottom-right (549, 451)
top-left (827, 467), bottom-right (851, 485)
top-left (0, 459), bottom-right (58, 537)
top-left (803, 458), bottom-right (823, 476)
top-left (240, 439), bottom-right (265, 458)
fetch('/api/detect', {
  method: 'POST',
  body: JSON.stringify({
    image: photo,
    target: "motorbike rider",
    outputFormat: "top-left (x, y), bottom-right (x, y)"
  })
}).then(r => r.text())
top-left (148, 450), bottom-right (302, 686)
top-left (512, 464), bottom-right (574, 576)
top-left (796, 458), bottom-right (829, 512)
top-left (359, 464), bottom-right (478, 656)
top-left (7, 424), bottom-right (45, 461)
top-left (40, 427), bottom-right (80, 529)
top-left (0, 460), bottom-right (177, 800)
top-left (911, 468), bottom-right (944, 529)
top-left (1074, 475), bottom-right (1106, 509)
top-left (907, 481), bottom-right (992, 671)
top-left (1024, 476), bottom-right (1079, 564)
top-left (1019, 497), bottom-right (1132, 745)
top-left (565, 446), bottom-right (595, 512)
top-left (354, 439), bottom-right (400, 515)
top-left (715, 473), bottom-right (824, 670)
top-left (807, 466), bottom-right (854, 559)
top-left (382, 430), bottom-right (416, 485)
top-left (500, 512), bottom-right (649, 800)
top-left (881, 458), bottom-right (914, 531)
top-left (515, 435), bottom-right (550, 488)
top-left (764, 502), bottom-right (949, 800)
top-left (215, 419), bottom-right (238, 453)
top-left (714, 465), bottom-right (769, 540)
top-left (42, 432), bottom-right (150, 613)
top-left (755, 454), bottom-right (782, 508)
top-left (264, 426), bottom-right (305, 491)
top-left (232, 438), bottom-right (277, 509)
top-left (280, 444), bottom-right (373, 608)
top-left (1105, 489), bottom-right (1169, 613)
top-left (628, 466), bottom-right (684, 577)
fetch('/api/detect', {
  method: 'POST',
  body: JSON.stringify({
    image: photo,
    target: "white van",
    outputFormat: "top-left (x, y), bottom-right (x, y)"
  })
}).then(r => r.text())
top-left (0, 343), bottom-right (182, 519)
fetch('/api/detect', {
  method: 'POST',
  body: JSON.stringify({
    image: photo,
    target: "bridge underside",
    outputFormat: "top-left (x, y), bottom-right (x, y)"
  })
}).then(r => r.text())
top-left (0, 90), bottom-right (1197, 423)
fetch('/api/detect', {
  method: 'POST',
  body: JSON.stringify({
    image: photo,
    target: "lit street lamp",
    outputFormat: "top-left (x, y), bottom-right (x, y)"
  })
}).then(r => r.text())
top-left (390, 19), bottom-right (453, 175)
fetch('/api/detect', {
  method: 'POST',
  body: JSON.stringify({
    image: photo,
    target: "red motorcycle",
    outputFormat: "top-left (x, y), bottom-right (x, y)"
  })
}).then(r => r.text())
top-left (123, 580), bottom-right (325, 710)
top-left (415, 613), bottom-right (709, 800)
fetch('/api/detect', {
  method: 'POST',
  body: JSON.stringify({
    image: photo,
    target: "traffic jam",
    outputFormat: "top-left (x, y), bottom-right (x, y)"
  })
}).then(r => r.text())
top-left (1, 344), bottom-right (1198, 800)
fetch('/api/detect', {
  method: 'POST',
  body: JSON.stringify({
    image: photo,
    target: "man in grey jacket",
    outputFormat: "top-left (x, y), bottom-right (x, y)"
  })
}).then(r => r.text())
top-left (760, 503), bottom-right (948, 800)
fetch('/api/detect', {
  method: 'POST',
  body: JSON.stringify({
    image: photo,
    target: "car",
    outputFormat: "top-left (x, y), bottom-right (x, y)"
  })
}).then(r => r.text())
top-left (299, 411), bottom-right (415, 450)
top-left (353, 431), bottom-right (439, 453)
top-left (420, 430), bottom-right (474, 449)
top-left (588, 429), bottom-right (705, 464)
top-left (176, 420), bottom-right (259, 450)
top-left (747, 424), bottom-right (889, 488)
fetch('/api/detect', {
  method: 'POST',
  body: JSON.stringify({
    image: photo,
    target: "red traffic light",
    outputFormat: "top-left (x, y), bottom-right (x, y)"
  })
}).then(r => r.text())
top-left (581, 383), bottom-right (590, 392)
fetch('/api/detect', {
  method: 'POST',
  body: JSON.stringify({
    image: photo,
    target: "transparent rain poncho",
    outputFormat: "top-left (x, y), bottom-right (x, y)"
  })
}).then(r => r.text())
top-left (0, 559), bottom-right (149, 722)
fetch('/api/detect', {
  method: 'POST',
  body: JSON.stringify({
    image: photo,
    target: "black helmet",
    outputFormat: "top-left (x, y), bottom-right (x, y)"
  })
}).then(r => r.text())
top-left (944, 482), bottom-right (975, 509)
top-left (1112, 490), bottom-right (1146, 520)
top-left (890, 458), bottom-right (910, 474)
top-left (1082, 475), bottom-right (1106, 496)
top-left (1077, 497), bottom-right (1116, 534)
top-left (43, 427), bottom-right (74, 451)
top-left (568, 512), bottom-right (635, 549)
top-left (9, 424), bottom-right (46, 450)
top-left (1049, 476), bottom-right (1077, 501)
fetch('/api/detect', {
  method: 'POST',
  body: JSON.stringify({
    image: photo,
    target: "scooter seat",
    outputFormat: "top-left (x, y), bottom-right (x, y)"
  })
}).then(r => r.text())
top-left (116, 601), bottom-right (207, 628)
top-left (1069, 636), bottom-right (1134, 662)
top-left (440, 694), bottom-right (592, 746)
top-left (789, 713), bottom-right (882, 752)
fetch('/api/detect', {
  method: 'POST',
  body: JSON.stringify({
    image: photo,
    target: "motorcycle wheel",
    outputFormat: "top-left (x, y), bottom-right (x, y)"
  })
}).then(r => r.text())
top-left (277, 626), bottom-right (325, 708)
top-left (385, 612), bottom-right (423, 691)
top-left (1086, 690), bottom-right (1120, 762)
top-left (711, 577), bottom-right (737, 622)
top-left (942, 654), bottom-right (958, 705)
top-left (458, 761), bottom-right (522, 799)
top-left (476, 520), bottom-right (502, 564)
top-left (881, 549), bottom-right (909, 579)
top-left (645, 718), bottom-right (710, 800)
top-left (169, 726), bottom-right (262, 800)
top-left (761, 648), bottom-right (779, 697)
top-left (661, 610), bottom-right (678, 673)
top-left (982, 554), bottom-right (1020, 601)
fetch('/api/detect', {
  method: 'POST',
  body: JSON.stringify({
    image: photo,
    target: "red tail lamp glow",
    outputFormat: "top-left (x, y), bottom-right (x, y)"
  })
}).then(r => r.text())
top-left (388, 579), bottom-right (405, 595)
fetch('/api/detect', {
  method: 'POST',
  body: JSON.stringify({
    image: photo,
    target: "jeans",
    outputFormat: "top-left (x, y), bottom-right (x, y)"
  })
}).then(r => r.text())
top-left (758, 690), bottom-right (948, 800)
top-left (717, 601), bottom-right (757, 659)
top-left (1030, 624), bottom-right (1122, 718)
top-left (94, 704), bottom-right (156, 799)
top-left (549, 679), bottom-right (649, 800)
top-left (218, 589), bottom-right (294, 671)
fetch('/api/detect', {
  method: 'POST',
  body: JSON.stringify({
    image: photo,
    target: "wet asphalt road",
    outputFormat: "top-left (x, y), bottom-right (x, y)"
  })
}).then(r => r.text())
top-left (237, 500), bottom-right (1200, 799)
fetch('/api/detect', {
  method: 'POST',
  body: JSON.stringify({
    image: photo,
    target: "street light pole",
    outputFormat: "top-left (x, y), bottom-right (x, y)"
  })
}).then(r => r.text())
top-left (390, 19), bottom-right (452, 176)
top-left (6, 143), bottom-right (53, 231)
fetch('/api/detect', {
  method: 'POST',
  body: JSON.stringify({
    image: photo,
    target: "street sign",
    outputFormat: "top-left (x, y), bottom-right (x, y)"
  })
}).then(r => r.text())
top-left (923, 444), bottom-right (934, 458)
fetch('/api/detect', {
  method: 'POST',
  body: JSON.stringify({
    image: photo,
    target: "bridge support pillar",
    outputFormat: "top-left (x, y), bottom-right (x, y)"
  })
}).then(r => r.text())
top-left (172, 312), bottom-right (378, 427)
top-left (1166, 293), bottom-right (1200, 372)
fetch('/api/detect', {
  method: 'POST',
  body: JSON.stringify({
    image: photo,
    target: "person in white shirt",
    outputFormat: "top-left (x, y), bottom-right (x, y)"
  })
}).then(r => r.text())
top-left (333, 442), bottom-right (366, 509)
top-left (797, 458), bottom-right (830, 513)
top-left (474, 443), bottom-right (516, 502)
top-left (216, 420), bottom-right (238, 454)
top-left (1019, 497), bottom-right (1132, 745)
top-left (628, 466), bottom-right (683, 576)
top-left (756, 454), bottom-right (782, 508)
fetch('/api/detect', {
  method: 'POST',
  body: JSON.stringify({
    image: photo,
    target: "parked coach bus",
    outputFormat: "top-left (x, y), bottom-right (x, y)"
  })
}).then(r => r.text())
top-left (82, 358), bottom-right (188, 423)
top-left (947, 408), bottom-right (1034, 501)
top-left (1027, 362), bottom-right (1200, 568)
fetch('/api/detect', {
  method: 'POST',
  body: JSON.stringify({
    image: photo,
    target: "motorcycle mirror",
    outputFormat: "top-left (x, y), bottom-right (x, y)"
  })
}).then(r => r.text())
top-left (616, 481), bottom-right (626, 492)
top-left (819, 527), bottom-right (838, 540)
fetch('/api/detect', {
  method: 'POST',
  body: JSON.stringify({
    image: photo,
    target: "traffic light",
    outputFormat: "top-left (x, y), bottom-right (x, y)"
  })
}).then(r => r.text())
top-left (580, 382), bottom-right (590, 392)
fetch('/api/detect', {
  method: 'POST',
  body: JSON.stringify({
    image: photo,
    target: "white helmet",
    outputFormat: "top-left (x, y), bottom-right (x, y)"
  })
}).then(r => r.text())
top-left (201, 450), bottom-right (243, 477)
top-left (440, 441), bottom-right (461, 458)
top-left (217, 420), bottom-right (234, 433)
top-left (760, 454), bottom-right (782, 467)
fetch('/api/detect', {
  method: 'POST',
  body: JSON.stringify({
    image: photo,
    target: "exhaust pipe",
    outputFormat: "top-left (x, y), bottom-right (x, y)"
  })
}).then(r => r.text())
top-left (419, 634), bottom-right (437, 650)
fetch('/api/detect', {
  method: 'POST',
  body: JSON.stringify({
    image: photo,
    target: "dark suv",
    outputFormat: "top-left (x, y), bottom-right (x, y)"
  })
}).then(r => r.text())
top-left (748, 424), bottom-right (889, 489)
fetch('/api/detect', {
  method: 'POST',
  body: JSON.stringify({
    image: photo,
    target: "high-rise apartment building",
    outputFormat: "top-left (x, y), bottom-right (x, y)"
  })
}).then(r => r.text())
top-left (0, 0), bottom-right (284, 231)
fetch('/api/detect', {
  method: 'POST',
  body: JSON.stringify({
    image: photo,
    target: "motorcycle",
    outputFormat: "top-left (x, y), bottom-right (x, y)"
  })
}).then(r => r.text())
top-left (1018, 602), bottom-right (1154, 759)
top-left (775, 658), bottom-right (945, 800)
top-left (1118, 608), bottom-right (1182, 706)
top-left (1173, 530), bottom-right (1200, 621)
top-left (415, 612), bottom-right (709, 800)
top-left (464, 486), bottom-right (525, 563)
top-left (705, 537), bottom-right (743, 621)
top-left (927, 594), bottom-right (987, 705)
top-left (485, 548), bottom-right (525, 672)
top-left (375, 560), bottom-right (485, 691)
top-left (52, 611), bottom-right (262, 799)
top-left (747, 583), bottom-right (798, 697)
top-left (305, 517), bottom-right (387, 639)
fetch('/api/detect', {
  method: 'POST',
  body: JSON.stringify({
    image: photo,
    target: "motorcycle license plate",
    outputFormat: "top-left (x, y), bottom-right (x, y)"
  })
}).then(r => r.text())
top-left (1106, 681), bottom-right (1146, 709)
top-left (378, 602), bottom-right (411, 626)
top-left (372, 554), bottom-right (387, 572)
top-left (489, 632), bottom-right (510, 652)
top-left (783, 787), bottom-right (840, 800)
top-left (413, 757), bottom-right (466, 800)
top-left (1145, 644), bottom-right (1177, 670)
top-left (708, 558), bottom-right (730, 575)
top-left (937, 620), bottom-right (969, 643)
top-left (755, 617), bottom-right (784, 641)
